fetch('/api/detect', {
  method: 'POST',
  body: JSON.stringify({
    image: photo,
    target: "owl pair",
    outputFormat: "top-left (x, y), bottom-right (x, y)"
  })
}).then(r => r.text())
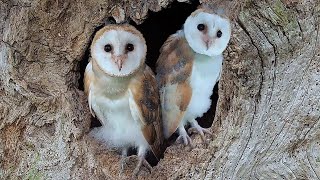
top-left (84, 8), bottom-right (231, 176)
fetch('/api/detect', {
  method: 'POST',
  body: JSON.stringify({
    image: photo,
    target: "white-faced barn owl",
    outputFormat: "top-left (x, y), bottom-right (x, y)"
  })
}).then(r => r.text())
top-left (156, 8), bottom-right (231, 146)
top-left (84, 24), bottom-right (163, 176)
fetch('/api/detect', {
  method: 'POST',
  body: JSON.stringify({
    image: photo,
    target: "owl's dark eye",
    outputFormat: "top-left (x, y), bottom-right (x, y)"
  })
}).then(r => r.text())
top-left (197, 24), bottom-right (205, 31)
top-left (217, 30), bottom-right (222, 38)
top-left (126, 43), bottom-right (134, 52)
top-left (104, 44), bottom-right (112, 52)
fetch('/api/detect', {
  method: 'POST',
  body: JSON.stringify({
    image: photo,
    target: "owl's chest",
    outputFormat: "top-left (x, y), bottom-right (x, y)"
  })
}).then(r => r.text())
top-left (186, 54), bottom-right (222, 118)
top-left (92, 92), bottom-right (132, 126)
top-left (190, 54), bottom-right (222, 94)
top-left (91, 91), bottom-right (148, 148)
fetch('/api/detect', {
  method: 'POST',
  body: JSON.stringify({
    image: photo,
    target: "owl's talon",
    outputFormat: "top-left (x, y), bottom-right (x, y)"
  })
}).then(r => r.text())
top-left (175, 135), bottom-right (183, 144)
top-left (189, 119), bottom-right (213, 145)
top-left (176, 126), bottom-right (194, 148)
top-left (119, 149), bottom-right (128, 176)
top-left (120, 159), bottom-right (126, 175)
top-left (133, 156), bottom-right (152, 176)
top-left (176, 134), bottom-right (194, 148)
top-left (188, 127), bottom-right (213, 144)
top-left (188, 127), bottom-right (213, 136)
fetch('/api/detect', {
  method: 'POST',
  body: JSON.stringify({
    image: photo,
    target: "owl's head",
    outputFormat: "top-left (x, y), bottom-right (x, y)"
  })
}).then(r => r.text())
top-left (91, 24), bottom-right (146, 77)
top-left (184, 9), bottom-right (231, 56)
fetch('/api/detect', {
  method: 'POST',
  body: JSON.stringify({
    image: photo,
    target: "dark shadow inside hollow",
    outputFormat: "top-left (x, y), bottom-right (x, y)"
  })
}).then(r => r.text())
top-left (132, 0), bottom-right (218, 130)
top-left (166, 83), bottom-right (219, 145)
top-left (132, 0), bottom-right (200, 72)
top-left (133, 0), bottom-right (200, 165)
top-left (197, 83), bottom-right (219, 128)
top-left (133, 0), bottom-right (219, 147)
top-left (78, 0), bottom-right (221, 167)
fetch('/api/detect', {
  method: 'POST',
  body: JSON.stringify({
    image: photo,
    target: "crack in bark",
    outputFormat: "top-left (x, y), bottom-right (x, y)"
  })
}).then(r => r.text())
top-left (29, 40), bottom-right (62, 58)
top-left (1, 40), bottom-right (28, 62)
top-left (253, 1), bottom-right (297, 51)
top-left (2, 39), bottom-right (66, 66)
top-left (295, 99), bottom-right (320, 154)
top-left (203, 153), bottom-right (216, 179)
top-left (232, 102), bottom-right (255, 178)
top-left (248, 4), bottom-right (320, 175)
top-left (296, 18), bottom-right (304, 41)
top-left (257, 76), bottom-right (309, 172)
top-left (232, 16), bottom-right (263, 178)
top-left (307, 147), bottom-right (320, 179)
top-left (237, 15), bottom-right (264, 100)
top-left (255, 37), bottom-right (318, 174)
top-left (1, 0), bottom-right (32, 8)
top-left (252, 16), bottom-right (278, 116)
top-left (283, 160), bottom-right (297, 179)
top-left (246, 16), bottom-right (286, 175)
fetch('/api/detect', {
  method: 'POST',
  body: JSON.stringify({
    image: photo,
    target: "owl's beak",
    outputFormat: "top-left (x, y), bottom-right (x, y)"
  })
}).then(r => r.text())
top-left (113, 55), bottom-right (125, 71)
top-left (203, 36), bottom-right (212, 50)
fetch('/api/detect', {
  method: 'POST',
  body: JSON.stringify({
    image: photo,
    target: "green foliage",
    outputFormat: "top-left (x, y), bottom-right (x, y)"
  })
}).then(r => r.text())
top-left (23, 152), bottom-right (43, 180)
top-left (270, 0), bottom-right (300, 38)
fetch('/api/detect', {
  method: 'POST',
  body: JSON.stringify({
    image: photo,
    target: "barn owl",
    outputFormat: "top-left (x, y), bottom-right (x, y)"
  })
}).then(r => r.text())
top-left (156, 8), bottom-right (231, 146)
top-left (84, 24), bottom-right (162, 176)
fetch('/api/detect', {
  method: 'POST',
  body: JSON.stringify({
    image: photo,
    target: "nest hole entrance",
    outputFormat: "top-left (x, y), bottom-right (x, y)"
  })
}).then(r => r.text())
top-left (132, 0), bottom-right (199, 71)
top-left (77, 0), bottom-right (219, 167)
top-left (132, 0), bottom-right (218, 142)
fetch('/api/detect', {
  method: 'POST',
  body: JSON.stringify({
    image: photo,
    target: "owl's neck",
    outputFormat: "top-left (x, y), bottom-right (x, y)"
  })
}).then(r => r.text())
top-left (92, 61), bottom-right (134, 97)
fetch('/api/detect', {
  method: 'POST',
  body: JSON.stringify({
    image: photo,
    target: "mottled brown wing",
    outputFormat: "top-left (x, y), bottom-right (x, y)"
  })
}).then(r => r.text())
top-left (156, 32), bottom-right (195, 139)
top-left (84, 61), bottom-right (96, 117)
top-left (129, 66), bottom-right (163, 159)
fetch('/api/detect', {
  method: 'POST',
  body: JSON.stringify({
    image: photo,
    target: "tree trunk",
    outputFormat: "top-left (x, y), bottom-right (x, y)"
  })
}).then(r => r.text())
top-left (0, 0), bottom-right (319, 179)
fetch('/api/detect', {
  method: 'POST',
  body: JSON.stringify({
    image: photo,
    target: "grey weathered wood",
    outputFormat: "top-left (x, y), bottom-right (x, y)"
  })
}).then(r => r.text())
top-left (0, 0), bottom-right (319, 179)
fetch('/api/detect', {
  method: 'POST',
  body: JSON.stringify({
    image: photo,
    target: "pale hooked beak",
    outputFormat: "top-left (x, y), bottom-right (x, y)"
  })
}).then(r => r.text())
top-left (113, 55), bottom-right (126, 71)
top-left (203, 35), bottom-right (212, 50)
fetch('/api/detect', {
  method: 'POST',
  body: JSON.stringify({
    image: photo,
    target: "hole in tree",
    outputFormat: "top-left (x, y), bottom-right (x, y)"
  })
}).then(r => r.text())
top-left (77, 0), bottom-right (220, 167)
top-left (132, 0), bottom-right (200, 72)
top-left (131, 0), bottom-right (218, 145)
top-left (196, 83), bottom-right (219, 128)
top-left (132, 0), bottom-right (200, 165)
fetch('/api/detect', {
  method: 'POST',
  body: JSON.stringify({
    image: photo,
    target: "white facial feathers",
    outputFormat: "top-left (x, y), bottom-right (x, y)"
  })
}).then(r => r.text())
top-left (91, 26), bottom-right (147, 77)
top-left (184, 10), bottom-right (231, 56)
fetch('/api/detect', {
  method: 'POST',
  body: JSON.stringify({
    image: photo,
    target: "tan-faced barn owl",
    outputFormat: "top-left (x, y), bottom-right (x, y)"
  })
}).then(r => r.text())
top-left (84, 24), bottom-right (163, 176)
top-left (156, 8), bottom-right (231, 146)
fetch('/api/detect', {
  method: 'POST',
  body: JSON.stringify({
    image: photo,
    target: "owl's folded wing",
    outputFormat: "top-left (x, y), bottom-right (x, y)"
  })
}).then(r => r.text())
top-left (156, 32), bottom-right (195, 138)
top-left (128, 66), bottom-right (163, 159)
top-left (84, 61), bottom-right (96, 117)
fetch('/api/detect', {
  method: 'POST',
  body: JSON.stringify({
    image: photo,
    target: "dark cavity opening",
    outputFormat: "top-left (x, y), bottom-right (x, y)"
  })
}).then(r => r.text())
top-left (132, 0), bottom-right (200, 72)
top-left (132, 0), bottom-right (218, 143)
top-left (77, 0), bottom-right (220, 167)
top-left (78, 24), bottom-right (104, 92)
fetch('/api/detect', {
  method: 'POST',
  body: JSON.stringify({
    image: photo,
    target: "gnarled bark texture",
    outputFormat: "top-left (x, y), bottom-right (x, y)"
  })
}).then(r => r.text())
top-left (0, 0), bottom-right (319, 179)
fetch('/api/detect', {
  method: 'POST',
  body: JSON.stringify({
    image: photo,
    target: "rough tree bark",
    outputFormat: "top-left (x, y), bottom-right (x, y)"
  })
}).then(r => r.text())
top-left (0, 0), bottom-right (319, 179)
